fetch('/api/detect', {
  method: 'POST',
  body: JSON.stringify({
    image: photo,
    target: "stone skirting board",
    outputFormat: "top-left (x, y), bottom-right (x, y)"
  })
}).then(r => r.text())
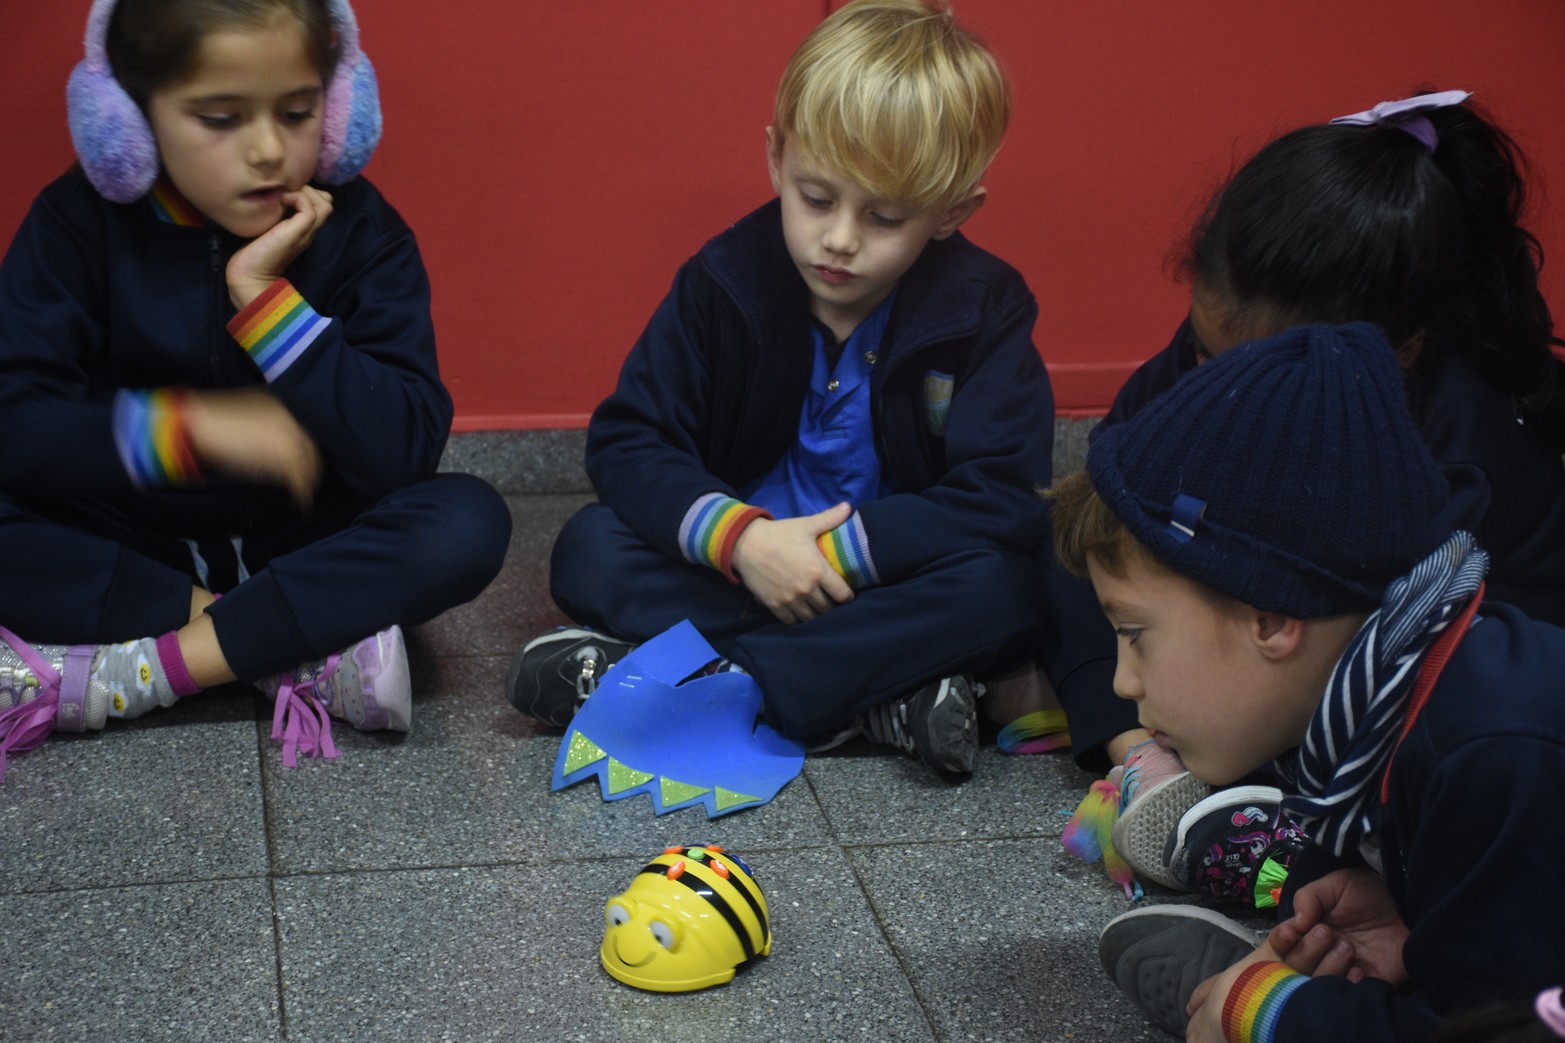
top-left (439, 416), bottom-right (1101, 497)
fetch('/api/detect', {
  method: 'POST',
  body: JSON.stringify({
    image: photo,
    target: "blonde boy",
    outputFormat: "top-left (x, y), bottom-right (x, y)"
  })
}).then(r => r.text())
top-left (506, 0), bottom-right (1055, 776)
top-left (1053, 322), bottom-right (1565, 1042)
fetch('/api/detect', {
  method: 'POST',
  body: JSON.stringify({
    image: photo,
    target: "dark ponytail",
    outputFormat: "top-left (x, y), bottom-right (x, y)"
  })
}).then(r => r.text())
top-left (1185, 91), bottom-right (1564, 447)
top-left (1424, 101), bottom-right (1560, 408)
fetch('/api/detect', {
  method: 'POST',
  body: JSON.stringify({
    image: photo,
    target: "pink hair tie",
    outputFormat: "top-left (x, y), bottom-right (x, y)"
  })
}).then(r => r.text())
top-left (1329, 89), bottom-right (1472, 154)
top-left (1537, 986), bottom-right (1565, 1038)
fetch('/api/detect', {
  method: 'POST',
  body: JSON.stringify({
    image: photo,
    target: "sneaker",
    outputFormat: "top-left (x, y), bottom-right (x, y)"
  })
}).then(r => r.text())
top-left (1098, 905), bottom-right (1260, 1036)
top-left (505, 627), bottom-right (636, 727)
top-left (1168, 786), bottom-right (1307, 910)
top-left (859, 674), bottom-right (980, 775)
top-left (264, 626), bottom-right (412, 767)
top-left (0, 629), bottom-right (106, 780)
top-left (0, 629), bottom-right (107, 733)
top-left (1111, 742), bottom-right (1211, 891)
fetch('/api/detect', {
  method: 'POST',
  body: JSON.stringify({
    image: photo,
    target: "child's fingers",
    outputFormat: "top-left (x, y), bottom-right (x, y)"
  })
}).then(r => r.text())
top-left (1279, 924), bottom-right (1339, 975)
top-left (1186, 976), bottom-right (1215, 1015)
top-left (805, 501), bottom-right (853, 536)
top-left (1312, 939), bottom-right (1356, 979)
top-left (820, 569), bottom-right (854, 605)
top-left (270, 187), bottom-right (332, 254)
top-left (1265, 921), bottom-right (1302, 956)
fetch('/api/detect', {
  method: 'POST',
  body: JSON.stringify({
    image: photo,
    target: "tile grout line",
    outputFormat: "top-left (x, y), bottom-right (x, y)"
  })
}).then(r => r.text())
top-left (254, 711), bottom-right (293, 1039)
top-left (268, 875), bottom-right (291, 1040)
top-left (840, 846), bottom-right (947, 1043)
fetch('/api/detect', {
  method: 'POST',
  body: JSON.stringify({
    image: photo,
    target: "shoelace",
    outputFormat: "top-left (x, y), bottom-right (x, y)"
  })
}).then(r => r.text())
top-left (574, 646), bottom-right (625, 707)
top-left (271, 653), bottom-right (342, 768)
top-left (0, 627), bottom-right (60, 784)
top-left (1060, 762), bottom-right (1141, 900)
top-left (573, 648), bottom-right (601, 700)
top-left (860, 699), bottom-right (916, 753)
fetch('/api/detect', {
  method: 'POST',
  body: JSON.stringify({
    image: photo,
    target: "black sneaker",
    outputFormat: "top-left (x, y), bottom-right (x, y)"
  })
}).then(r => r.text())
top-left (504, 628), bottom-right (636, 727)
top-left (859, 674), bottom-right (980, 775)
top-left (1166, 786), bottom-right (1307, 910)
top-left (1098, 905), bottom-right (1260, 1036)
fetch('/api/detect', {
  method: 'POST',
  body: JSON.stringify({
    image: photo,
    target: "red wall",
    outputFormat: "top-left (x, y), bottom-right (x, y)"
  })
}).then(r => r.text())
top-left (6, 2), bottom-right (1565, 426)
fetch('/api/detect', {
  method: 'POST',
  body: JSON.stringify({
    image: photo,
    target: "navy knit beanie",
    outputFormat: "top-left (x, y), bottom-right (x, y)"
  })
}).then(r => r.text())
top-left (1087, 322), bottom-right (1451, 617)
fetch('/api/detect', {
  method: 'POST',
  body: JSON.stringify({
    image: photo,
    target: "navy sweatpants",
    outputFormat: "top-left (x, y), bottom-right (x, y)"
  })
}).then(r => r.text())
top-left (1038, 563), bottom-right (1138, 773)
top-left (0, 473), bottom-right (511, 681)
top-left (549, 502), bottom-right (1043, 740)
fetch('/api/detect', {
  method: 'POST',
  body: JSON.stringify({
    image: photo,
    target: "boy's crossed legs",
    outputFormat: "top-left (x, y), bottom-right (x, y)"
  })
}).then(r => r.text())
top-left (510, 502), bottom-right (1043, 774)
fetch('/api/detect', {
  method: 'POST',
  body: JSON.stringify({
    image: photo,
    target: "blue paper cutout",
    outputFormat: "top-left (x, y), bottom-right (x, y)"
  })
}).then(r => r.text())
top-left (550, 620), bottom-right (805, 817)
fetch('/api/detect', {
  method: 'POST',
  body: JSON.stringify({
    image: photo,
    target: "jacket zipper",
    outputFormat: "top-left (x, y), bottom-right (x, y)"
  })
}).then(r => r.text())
top-left (209, 233), bottom-right (223, 382)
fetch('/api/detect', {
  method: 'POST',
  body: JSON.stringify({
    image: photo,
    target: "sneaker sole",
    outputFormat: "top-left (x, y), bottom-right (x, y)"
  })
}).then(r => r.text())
top-left (1098, 905), bottom-right (1260, 1035)
top-left (916, 675), bottom-right (978, 775)
top-left (1111, 771), bottom-right (1211, 891)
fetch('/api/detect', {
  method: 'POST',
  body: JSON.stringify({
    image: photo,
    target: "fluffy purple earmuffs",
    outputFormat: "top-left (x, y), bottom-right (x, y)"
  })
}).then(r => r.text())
top-left (66, 0), bottom-right (382, 203)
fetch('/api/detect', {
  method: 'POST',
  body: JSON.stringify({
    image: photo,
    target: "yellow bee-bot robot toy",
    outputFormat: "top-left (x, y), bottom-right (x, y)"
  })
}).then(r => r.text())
top-left (601, 844), bottom-right (772, 992)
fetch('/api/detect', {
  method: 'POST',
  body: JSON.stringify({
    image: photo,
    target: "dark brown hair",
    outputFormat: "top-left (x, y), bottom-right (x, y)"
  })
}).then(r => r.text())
top-left (106, 0), bottom-right (338, 108)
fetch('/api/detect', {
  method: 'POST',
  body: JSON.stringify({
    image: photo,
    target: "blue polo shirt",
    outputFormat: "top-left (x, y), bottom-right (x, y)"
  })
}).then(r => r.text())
top-left (742, 294), bottom-right (895, 517)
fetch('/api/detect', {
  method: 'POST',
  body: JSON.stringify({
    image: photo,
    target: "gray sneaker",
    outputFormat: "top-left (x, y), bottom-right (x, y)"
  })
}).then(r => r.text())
top-left (1098, 905), bottom-right (1260, 1035)
top-left (505, 627), bottom-right (636, 727)
top-left (860, 674), bottom-right (980, 775)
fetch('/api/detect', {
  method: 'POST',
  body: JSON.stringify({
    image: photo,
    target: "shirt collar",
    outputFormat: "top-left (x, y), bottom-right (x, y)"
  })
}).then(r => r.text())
top-left (148, 177), bottom-right (207, 228)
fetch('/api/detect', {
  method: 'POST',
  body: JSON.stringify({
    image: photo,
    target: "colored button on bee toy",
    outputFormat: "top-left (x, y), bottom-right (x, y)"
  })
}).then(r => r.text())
top-left (601, 844), bottom-right (772, 992)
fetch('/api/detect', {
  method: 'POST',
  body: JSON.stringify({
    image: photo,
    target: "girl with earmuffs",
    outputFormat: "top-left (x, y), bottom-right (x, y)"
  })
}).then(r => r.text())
top-left (0, 0), bottom-right (511, 779)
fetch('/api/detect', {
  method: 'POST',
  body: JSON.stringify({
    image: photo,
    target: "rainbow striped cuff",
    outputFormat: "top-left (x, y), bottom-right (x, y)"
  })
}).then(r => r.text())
top-left (227, 279), bottom-right (331, 381)
top-left (679, 493), bottom-right (772, 582)
top-left (149, 179), bottom-right (205, 227)
top-left (112, 388), bottom-right (201, 488)
top-left (816, 512), bottom-right (878, 589)
top-left (1221, 961), bottom-right (1308, 1043)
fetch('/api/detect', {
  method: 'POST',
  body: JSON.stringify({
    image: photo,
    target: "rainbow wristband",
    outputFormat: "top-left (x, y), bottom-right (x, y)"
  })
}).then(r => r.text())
top-left (1221, 961), bottom-right (1308, 1043)
top-left (679, 493), bottom-right (772, 583)
top-left (816, 511), bottom-right (878, 589)
top-left (227, 278), bottom-right (331, 381)
top-left (112, 387), bottom-right (201, 488)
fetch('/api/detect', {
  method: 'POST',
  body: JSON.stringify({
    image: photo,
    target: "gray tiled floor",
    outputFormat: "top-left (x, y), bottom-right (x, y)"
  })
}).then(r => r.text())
top-left (0, 491), bottom-right (1173, 1043)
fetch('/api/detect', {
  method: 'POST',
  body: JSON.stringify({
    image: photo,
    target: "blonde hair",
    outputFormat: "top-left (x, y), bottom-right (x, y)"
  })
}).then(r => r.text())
top-left (773, 0), bottom-right (1010, 210)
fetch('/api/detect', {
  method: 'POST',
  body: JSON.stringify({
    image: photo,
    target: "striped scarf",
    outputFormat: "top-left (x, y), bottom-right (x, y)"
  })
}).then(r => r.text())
top-left (1277, 531), bottom-right (1489, 856)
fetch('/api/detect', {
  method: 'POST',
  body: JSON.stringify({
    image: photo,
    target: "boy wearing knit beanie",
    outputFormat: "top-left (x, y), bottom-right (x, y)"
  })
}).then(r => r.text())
top-left (1050, 322), bottom-right (1565, 1042)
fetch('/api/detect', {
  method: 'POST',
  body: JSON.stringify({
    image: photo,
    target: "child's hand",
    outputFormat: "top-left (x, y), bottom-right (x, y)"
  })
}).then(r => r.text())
top-left (1269, 867), bottom-right (1409, 986)
top-left (226, 186), bottom-right (334, 310)
top-left (1184, 944), bottom-right (1282, 1043)
top-left (1266, 920), bottom-right (1357, 979)
top-left (732, 503), bottom-right (856, 624)
top-left (184, 388), bottom-right (323, 506)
